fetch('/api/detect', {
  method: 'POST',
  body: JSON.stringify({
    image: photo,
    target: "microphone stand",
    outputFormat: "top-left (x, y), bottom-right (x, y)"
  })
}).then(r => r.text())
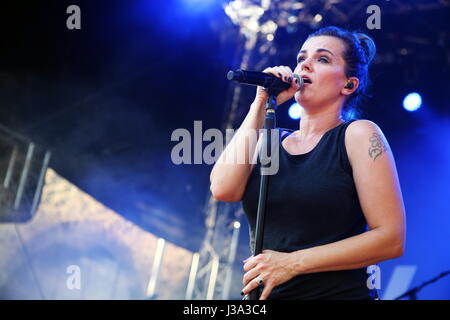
top-left (226, 71), bottom-right (298, 300)
top-left (244, 91), bottom-right (279, 301)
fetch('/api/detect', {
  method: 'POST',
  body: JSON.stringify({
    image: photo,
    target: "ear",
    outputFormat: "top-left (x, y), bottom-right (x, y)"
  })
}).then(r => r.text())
top-left (341, 77), bottom-right (359, 96)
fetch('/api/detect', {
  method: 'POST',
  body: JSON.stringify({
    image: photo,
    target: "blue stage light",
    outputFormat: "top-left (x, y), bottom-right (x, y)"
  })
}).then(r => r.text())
top-left (288, 102), bottom-right (302, 120)
top-left (403, 92), bottom-right (422, 112)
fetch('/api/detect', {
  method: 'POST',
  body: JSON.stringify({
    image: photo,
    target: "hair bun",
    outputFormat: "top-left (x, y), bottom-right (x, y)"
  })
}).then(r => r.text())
top-left (356, 33), bottom-right (376, 65)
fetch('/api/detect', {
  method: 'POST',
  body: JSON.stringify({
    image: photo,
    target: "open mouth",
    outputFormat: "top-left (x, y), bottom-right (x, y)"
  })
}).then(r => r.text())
top-left (302, 77), bottom-right (312, 84)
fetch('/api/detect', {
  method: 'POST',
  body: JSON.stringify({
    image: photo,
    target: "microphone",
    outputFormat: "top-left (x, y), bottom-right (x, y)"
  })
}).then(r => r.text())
top-left (227, 69), bottom-right (303, 92)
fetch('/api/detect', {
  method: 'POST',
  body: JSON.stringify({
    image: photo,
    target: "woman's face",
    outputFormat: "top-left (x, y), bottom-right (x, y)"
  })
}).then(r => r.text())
top-left (294, 35), bottom-right (350, 109)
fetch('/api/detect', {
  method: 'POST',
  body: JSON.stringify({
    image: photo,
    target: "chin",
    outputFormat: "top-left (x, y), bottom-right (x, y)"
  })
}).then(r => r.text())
top-left (295, 92), bottom-right (310, 106)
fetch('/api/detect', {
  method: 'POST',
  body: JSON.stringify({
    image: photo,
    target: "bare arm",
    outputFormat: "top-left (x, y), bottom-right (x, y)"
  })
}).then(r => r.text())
top-left (209, 99), bottom-right (266, 202)
top-left (210, 66), bottom-right (301, 202)
top-left (241, 120), bottom-right (406, 299)
top-left (293, 120), bottom-right (406, 273)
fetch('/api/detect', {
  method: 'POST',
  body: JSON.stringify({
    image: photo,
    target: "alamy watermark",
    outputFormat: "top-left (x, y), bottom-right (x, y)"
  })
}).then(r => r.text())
top-left (367, 265), bottom-right (381, 290)
top-left (66, 5), bottom-right (81, 30)
top-left (366, 5), bottom-right (381, 30)
top-left (66, 265), bottom-right (81, 290)
top-left (170, 121), bottom-right (280, 175)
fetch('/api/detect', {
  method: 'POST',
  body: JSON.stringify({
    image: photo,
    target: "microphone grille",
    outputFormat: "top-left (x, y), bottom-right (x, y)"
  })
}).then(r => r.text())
top-left (227, 70), bottom-right (235, 81)
top-left (293, 74), bottom-right (303, 89)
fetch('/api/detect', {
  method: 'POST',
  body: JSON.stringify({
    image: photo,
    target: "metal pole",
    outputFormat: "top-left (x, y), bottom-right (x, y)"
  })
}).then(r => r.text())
top-left (185, 253), bottom-right (200, 300)
top-left (222, 221), bottom-right (241, 299)
top-left (31, 150), bottom-right (51, 216)
top-left (4, 147), bottom-right (18, 188)
top-left (146, 237), bottom-right (166, 299)
top-left (14, 143), bottom-right (35, 209)
top-left (206, 255), bottom-right (220, 300)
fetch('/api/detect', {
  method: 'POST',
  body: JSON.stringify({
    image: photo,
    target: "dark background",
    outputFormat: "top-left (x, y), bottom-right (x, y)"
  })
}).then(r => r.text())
top-left (1, 0), bottom-right (449, 298)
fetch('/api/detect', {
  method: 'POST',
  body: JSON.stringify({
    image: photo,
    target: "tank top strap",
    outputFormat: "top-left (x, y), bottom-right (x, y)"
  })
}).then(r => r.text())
top-left (329, 119), bottom-right (358, 174)
top-left (278, 128), bottom-right (294, 142)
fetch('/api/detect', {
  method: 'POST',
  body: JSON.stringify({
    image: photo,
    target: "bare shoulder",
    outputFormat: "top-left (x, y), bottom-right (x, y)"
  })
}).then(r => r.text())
top-left (343, 121), bottom-right (405, 240)
top-left (346, 119), bottom-right (382, 136)
top-left (345, 119), bottom-right (392, 165)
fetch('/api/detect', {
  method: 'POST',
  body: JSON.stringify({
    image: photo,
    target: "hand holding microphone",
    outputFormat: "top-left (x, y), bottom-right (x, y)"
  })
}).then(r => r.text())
top-left (227, 66), bottom-right (303, 106)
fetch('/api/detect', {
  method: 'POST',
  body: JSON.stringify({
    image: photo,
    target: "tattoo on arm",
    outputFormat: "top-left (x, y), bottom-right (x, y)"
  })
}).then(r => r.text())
top-left (368, 132), bottom-right (388, 161)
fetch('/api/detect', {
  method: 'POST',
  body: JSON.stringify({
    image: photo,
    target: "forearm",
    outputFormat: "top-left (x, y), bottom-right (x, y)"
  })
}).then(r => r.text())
top-left (210, 99), bottom-right (266, 201)
top-left (292, 228), bottom-right (404, 275)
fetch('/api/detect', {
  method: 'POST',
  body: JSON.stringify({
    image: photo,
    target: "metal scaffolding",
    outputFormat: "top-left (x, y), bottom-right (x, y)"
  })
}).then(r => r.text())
top-left (186, 0), bottom-right (450, 300)
top-left (187, 0), bottom-right (274, 300)
top-left (0, 124), bottom-right (51, 223)
top-left (187, 198), bottom-right (244, 300)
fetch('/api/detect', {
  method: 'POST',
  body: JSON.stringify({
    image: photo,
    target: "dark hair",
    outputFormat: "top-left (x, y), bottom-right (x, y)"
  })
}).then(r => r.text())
top-left (307, 26), bottom-right (376, 120)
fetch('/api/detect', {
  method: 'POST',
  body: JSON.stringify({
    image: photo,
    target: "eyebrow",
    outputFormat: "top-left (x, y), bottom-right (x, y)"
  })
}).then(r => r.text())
top-left (297, 48), bottom-right (336, 58)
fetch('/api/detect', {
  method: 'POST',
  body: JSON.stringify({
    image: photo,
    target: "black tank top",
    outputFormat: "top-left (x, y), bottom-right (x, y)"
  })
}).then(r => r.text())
top-left (242, 120), bottom-right (375, 300)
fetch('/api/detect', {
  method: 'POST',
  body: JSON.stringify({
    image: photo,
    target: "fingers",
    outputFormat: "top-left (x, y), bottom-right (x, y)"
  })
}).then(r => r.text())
top-left (241, 251), bottom-right (276, 299)
top-left (259, 282), bottom-right (273, 300)
top-left (256, 65), bottom-right (299, 105)
top-left (243, 255), bottom-right (260, 272)
top-left (242, 267), bottom-right (260, 287)
top-left (241, 255), bottom-right (262, 295)
top-left (263, 66), bottom-right (301, 95)
top-left (241, 275), bottom-right (263, 297)
top-left (263, 66), bottom-right (294, 83)
top-left (241, 275), bottom-right (273, 300)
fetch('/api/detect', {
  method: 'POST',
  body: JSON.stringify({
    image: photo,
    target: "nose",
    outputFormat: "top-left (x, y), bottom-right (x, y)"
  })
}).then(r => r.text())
top-left (301, 59), bottom-right (312, 72)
